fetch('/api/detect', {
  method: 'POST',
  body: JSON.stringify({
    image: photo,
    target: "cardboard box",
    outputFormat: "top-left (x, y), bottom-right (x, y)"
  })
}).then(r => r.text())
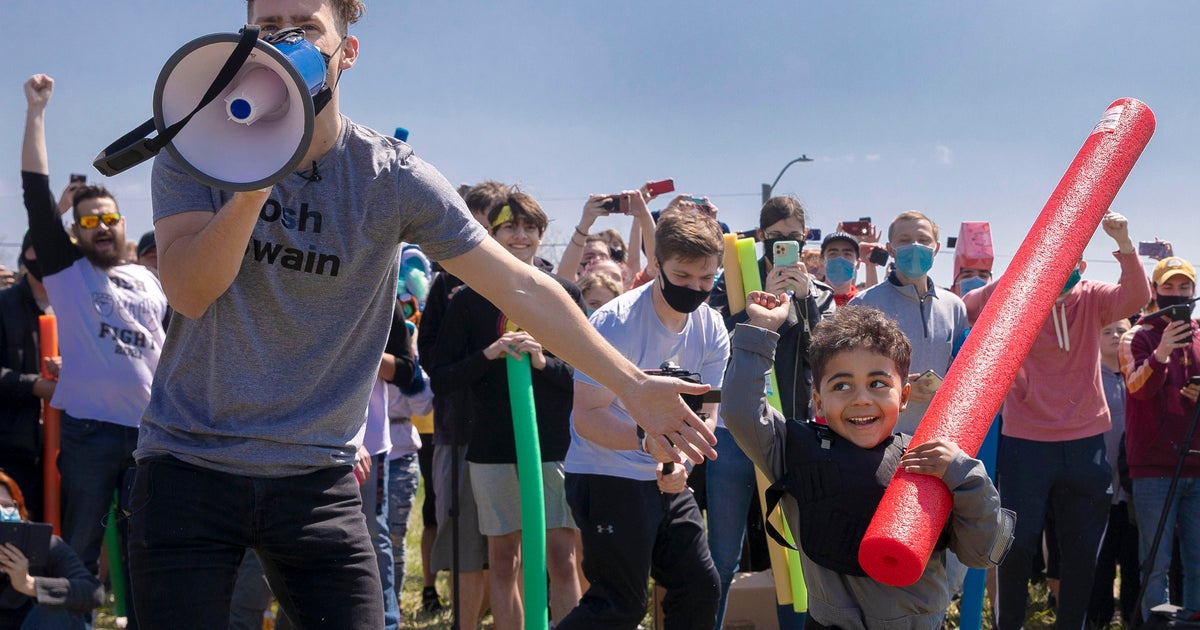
top-left (722, 570), bottom-right (780, 630)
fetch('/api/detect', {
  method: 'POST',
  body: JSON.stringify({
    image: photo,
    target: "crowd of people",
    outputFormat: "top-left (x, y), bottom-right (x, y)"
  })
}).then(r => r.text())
top-left (3, 1), bottom-right (1199, 629)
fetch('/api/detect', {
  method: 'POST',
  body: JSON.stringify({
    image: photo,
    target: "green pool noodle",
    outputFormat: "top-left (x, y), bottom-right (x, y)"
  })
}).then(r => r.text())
top-left (507, 354), bottom-right (548, 630)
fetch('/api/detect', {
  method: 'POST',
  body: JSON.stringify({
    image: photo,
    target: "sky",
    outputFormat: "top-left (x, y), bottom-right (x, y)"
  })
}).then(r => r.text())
top-left (2, 1), bottom-right (1197, 286)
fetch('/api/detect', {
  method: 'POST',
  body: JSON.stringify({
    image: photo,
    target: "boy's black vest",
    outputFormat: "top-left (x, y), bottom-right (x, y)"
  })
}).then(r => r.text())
top-left (765, 420), bottom-right (926, 576)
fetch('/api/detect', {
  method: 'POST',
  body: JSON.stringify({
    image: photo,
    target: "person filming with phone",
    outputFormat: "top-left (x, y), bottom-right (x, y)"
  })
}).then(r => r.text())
top-left (1118, 256), bottom-right (1200, 623)
top-left (0, 471), bottom-right (103, 629)
top-left (557, 189), bottom-right (656, 285)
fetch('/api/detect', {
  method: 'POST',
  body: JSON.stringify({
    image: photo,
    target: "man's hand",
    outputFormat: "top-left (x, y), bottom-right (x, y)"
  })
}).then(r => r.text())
top-left (43, 356), bottom-right (61, 379)
top-left (620, 376), bottom-right (717, 464)
top-left (898, 439), bottom-right (962, 479)
top-left (353, 445), bottom-right (372, 484)
top-left (1182, 380), bottom-right (1200, 403)
top-left (624, 189), bottom-right (651, 219)
top-left (745, 290), bottom-right (791, 332)
top-left (1101, 211), bottom-right (1134, 253)
top-left (656, 462), bottom-right (688, 494)
top-left (641, 432), bottom-right (676, 464)
top-left (1154, 320), bottom-right (1192, 364)
top-left (0, 265), bottom-right (15, 290)
top-left (24, 74), bottom-right (53, 111)
top-left (57, 181), bottom-right (86, 216)
top-left (580, 195), bottom-right (609, 231)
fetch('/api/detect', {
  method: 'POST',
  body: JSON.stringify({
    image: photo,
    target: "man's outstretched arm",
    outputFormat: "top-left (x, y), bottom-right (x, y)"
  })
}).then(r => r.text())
top-left (441, 237), bottom-right (717, 463)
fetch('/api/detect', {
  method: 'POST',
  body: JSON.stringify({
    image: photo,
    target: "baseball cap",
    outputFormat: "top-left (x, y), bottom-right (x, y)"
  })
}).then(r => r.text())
top-left (1152, 257), bottom-right (1196, 285)
top-left (820, 231), bottom-right (859, 256)
top-left (137, 231), bottom-right (156, 258)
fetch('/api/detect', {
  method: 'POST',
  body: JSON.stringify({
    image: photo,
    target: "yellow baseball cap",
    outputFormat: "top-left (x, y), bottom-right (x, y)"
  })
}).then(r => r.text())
top-left (1152, 257), bottom-right (1196, 285)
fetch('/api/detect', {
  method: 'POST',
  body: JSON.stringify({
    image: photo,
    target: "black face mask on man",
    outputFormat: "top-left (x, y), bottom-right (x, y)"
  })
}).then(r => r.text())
top-left (1156, 293), bottom-right (1196, 316)
top-left (658, 268), bottom-right (711, 314)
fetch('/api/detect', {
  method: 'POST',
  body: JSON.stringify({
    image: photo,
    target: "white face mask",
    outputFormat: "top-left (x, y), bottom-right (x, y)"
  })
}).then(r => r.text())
top-left (0, 505), bottom-right (20, 522)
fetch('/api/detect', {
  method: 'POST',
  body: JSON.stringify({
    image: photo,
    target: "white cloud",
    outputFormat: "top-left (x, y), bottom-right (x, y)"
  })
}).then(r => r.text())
top-left (866, 153), bottom-right (882, 162)
top-left (935, 144), bottom-right (953, 165)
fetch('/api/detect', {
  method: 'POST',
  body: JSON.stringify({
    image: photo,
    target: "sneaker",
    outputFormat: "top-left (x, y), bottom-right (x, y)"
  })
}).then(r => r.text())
top-left (422, 587), bottom-right (444, 613)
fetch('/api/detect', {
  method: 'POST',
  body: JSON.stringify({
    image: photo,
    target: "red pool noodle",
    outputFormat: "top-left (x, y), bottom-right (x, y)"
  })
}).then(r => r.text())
top-left (859, 98), bottom-right (1156, 587)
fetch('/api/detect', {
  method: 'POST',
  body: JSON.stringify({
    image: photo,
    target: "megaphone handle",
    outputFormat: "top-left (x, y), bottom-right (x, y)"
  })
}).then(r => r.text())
top-left (94, 25), bottom-right (262, 177)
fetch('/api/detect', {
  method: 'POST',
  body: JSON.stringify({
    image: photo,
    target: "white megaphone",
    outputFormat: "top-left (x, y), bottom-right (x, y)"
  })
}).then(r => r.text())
top-left (95, 26), bottom-right (328, 192)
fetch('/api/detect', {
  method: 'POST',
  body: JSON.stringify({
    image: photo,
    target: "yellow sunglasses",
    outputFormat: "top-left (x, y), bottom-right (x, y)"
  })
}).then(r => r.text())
top-left (77, 212), bottom-right (121, 229)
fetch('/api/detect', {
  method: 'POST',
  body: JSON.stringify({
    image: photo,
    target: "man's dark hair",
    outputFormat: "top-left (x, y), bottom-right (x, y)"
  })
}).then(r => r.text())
top-left (71, 185), bottom-right (118, 219)
top-left (462, 180), bottom-right (509, 218)
top-left (809, 306), bottom-right (911, 386)
top-left (759, 196), bottom-right (807, 233)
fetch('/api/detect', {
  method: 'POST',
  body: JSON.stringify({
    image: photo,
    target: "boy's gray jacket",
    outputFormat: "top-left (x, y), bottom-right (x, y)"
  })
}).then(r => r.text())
top-left (721, 323), bottom-right (1015, 630)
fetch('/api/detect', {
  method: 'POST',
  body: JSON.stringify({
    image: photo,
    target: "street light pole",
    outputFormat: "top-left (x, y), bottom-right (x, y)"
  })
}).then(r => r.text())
top-left (761, 154), bottom-right (814, 205)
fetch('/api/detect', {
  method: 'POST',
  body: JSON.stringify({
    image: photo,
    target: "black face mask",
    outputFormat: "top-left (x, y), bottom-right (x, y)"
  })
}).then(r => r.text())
top-left (658, 269), bottom-right (711, 314)
top-left (1156, 293), bottom-right (1195, 315)
top-left (19, 253), bottom-right (42, 282)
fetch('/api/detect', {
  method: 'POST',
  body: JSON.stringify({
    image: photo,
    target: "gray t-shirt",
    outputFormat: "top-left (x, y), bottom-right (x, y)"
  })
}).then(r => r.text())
top-left (136, 117), bottom-right (487, 476)
top-left (564, 282), bottom-right (730, 481)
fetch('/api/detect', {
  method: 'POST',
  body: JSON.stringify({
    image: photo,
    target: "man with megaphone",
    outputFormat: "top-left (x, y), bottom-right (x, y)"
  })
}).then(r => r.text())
top-left (117, 1), bottom-right (719, 628)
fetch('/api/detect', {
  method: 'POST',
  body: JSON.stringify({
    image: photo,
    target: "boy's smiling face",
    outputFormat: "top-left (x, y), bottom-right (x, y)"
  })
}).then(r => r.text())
top-left (812, 348), bottom-right (910, 449)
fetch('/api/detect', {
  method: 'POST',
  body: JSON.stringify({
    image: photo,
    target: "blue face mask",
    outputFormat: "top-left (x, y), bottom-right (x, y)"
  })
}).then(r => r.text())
top-left (585, 307), bottom-right (596, 317)
top-left (0, 506), bottom-right (20, 523)
top-left (893, 243), bottom-right (935, 279)
top-left (958, 276), bottom-right (987, 296)
top-left (824, 257), bottom-right (856, 287)
top-left (1061, 268), bottom-right (1082, 295)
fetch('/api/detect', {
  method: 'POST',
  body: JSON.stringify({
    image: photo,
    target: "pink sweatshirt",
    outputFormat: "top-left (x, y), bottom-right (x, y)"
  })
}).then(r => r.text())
top-left (962, 251), bottom-right (1150, 442)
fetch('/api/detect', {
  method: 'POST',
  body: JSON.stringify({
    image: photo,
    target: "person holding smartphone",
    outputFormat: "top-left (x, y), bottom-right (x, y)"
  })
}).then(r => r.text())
top-left (556, 188), bottom-right (656, 285)
top-left (1119, 256), bottom-right (1200, 623)
top-left (0, 471), bottom-right (103, 629)
top-left (705, 196), bottom-right (835, 628)
top-left (962, 211), bottom-right (1149, 630)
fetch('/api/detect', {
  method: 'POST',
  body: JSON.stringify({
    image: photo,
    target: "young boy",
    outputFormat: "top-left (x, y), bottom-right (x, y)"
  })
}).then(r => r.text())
top-left (722, 296), bottom-right (1013, 629)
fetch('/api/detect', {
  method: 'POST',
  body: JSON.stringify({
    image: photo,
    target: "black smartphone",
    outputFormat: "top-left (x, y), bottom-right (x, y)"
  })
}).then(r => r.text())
top-left (70, 173), bottom-right (87, 184)
top-left (1189, 375), bottom-right (1200, 387)
top-left (0, 521), bottom-right (52, 567)
top-left (1139, 241), bottom-right (1170, 260)
top-left (600, 196), bottom-right (627, 214)
top-left (868, 247), bottom-right (889, 266)
top-left (1167, 304), bottom-right (1193, 323)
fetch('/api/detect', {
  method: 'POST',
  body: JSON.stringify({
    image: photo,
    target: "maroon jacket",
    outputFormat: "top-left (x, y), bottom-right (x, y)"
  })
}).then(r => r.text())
top-left (1119, 314), bottom-right (1200, 479)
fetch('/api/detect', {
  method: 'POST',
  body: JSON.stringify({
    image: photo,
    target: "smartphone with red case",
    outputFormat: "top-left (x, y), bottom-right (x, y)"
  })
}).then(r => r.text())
top-left (646, 179), bottom-right (675, 197)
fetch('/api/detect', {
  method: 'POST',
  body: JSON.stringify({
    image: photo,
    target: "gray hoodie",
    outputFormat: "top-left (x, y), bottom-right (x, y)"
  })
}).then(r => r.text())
top-left (721, 323), bottom-right (1014, 629)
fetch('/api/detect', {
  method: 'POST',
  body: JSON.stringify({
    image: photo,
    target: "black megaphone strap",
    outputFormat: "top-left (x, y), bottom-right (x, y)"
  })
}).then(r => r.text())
top-left (93, 25), bottom-right (261, 177)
